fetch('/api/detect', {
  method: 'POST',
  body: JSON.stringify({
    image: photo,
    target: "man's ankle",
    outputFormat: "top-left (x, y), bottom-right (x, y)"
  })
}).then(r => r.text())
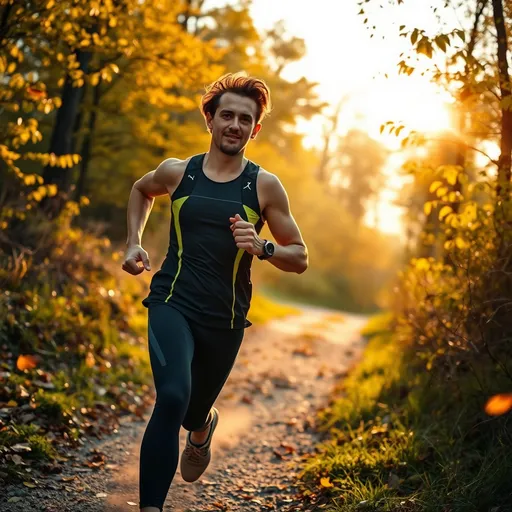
top-left (190, 411), bottom-right (213, 445)
top-left (196, 411), bottom-right (213, 432)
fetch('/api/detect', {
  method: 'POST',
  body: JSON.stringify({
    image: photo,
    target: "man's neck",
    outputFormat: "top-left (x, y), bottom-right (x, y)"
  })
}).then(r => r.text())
top-left (204, 144), bottom-right (246, 176)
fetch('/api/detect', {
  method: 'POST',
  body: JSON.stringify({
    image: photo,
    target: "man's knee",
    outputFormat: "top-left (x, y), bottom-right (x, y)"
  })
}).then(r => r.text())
top-left (182, 408), bottom-right (211, 432)
top-left (156, 385), bottom-right (188, 415)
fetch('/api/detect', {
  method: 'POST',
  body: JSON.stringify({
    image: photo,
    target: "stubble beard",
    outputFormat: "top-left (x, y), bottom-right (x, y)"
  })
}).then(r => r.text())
top-left (216, 133), bottom-right (245, 156)
top-left (219, 142), bottom-right (243, 156)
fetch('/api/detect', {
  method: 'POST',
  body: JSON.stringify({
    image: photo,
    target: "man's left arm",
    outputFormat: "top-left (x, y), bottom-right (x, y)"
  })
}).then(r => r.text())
top-left (231, 173), bottom-right (308, 274)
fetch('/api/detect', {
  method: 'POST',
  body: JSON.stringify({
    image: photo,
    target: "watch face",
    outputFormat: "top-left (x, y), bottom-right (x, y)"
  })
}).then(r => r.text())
top-left (265, 241), bottom-right (275, 256)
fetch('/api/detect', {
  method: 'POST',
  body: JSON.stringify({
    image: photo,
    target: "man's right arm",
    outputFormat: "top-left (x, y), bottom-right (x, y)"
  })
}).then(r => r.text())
top-left (123, 158), bottom-right (185, 275)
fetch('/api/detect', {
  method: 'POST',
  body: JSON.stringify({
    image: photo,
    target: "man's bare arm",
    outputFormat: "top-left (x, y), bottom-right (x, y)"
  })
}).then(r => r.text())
top-left (126, 158), bottom-right (184, 247)
top-left (123, 159), bottom-right (184, 275)
top-left (126, 171), bottom-right (164, 247)
top-left (260, 173), bottom-right (308, 274)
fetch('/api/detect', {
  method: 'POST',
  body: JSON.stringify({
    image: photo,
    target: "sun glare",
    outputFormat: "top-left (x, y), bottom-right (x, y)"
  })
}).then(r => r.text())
top-left (355, 77), bottom-right (454, 149)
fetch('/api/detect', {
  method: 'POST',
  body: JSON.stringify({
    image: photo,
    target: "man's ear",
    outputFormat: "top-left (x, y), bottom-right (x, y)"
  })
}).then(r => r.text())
top-left (250, 123), bottom-right (262, 140)
top-left (205, 112), bottom-right (213, 134)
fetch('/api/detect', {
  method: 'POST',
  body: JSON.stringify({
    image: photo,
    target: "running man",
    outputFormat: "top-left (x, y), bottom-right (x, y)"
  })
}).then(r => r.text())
top-left (122, 72), bottom-right (308, 512)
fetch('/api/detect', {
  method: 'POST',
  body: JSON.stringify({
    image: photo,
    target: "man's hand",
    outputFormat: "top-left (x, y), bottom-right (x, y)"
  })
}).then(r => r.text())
top-left (229, 213), bottom-right (264, 256)
top-left (122, 245), bottom-right (151, 275)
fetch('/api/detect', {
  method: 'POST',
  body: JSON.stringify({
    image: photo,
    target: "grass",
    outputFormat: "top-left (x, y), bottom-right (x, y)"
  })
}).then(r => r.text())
top-left (248, 292), bottom-right (300, 324)
top-left (0, 424), bottom-right (57, 460)
top-left (297, 313), bottom-right (512, 512)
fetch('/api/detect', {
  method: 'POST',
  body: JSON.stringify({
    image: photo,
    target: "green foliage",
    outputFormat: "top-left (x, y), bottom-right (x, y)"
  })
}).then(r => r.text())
top-left (0, 423), bottom-right (57, 462)
top-left (300, 2), bottom-right (512, 509)
top-left (299, 327), bottom-right (512, 511)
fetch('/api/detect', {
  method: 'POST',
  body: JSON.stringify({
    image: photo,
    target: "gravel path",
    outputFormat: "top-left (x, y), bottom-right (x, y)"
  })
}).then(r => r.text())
top-left (1, 306), bottom-right (368, 512)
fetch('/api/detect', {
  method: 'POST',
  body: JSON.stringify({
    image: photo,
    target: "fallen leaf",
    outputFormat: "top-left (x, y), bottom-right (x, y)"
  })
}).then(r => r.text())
top-left (8, 497), bottom-right (22, 503)
top-left (320, 477), bottom-right (334, 488)
top-left (17, 354), bottom-right (38, 371)
top-left (272, 449), bottom-right (284, 460)
top-left (23, 481), bottom-right (37, 488)
top-left (18, 385), bottom-right (30, 398)
top-left (484, 394), bottom-right (512, 416)
top-left (11, 454), bottom-right (23, 465)
top-left (96, 492), bottom-right (108, 498)
top-left (11, 443), bottom-right (31, 453)
top-left (281, 442), bottom-right (297, 454)
top-left (6, 400), bottom-right (18, 407)
top-left (127, 501), bottom-right (137, 506)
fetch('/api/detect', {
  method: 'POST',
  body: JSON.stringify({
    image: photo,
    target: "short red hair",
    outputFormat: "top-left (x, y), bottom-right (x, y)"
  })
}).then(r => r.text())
top-left (201, 72), bottom-right (272, 124)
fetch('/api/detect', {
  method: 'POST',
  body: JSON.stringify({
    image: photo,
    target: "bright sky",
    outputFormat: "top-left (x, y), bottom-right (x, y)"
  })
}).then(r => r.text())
top-left (207, 0), bottom-right (466, 234)
top-left (250, 0), bottom-right (466, 235)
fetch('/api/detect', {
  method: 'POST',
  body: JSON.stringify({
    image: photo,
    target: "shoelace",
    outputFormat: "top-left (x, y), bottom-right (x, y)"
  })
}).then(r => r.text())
top-left (185, 443), bottom-right (209, 464)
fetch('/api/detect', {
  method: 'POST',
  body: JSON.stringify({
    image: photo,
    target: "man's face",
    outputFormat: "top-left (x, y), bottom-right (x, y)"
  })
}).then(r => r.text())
top-left (207, 92), bottom-right (262, 156)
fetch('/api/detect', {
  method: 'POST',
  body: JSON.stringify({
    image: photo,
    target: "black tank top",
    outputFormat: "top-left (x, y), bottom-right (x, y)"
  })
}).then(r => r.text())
top-left (142, 153), bottom-right (264, 329)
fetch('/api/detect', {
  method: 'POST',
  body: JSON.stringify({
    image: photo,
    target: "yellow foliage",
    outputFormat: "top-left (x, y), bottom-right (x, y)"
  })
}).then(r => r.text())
top-left (439, 205), bottom-right (452, 220)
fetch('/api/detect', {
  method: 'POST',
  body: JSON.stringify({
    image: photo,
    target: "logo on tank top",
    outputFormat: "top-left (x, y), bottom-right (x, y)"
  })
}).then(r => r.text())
top-left (244, 181), bottom-right (251, 190)
top-left (188, 174), bottom-right (195, 180)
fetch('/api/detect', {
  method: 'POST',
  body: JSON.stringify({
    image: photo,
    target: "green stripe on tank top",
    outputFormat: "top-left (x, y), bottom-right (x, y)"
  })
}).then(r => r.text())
top-left (165, 196), bottom-right (189, 303)
top-left (230, 204), bottom-right (261, 328)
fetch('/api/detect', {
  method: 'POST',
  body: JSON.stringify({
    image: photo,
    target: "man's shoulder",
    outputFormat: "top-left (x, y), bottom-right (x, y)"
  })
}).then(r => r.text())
top-left (256, 167), bottom-right (282, 189)
top-left (154, 156), bottom-right (196, 186)
top-left (157, 157), bottom-right (190, 174)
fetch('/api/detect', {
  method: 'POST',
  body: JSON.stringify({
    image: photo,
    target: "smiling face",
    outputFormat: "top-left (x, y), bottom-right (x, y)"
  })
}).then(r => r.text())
top-left (206, 92), bottom-right (262, 156)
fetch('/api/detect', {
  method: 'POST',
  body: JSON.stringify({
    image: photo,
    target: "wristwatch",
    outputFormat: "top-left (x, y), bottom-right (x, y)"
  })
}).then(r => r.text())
top-left (257, 240), bottom-right (275, 260)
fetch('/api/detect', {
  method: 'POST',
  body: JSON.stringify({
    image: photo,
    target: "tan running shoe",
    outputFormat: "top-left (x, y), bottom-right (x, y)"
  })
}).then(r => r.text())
top-left (180, 407), bottom-right (219, 482)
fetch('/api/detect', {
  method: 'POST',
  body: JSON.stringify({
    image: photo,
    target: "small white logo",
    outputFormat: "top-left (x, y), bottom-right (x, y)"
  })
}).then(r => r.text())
top-left (188, 174), bottom-right (195, 180)
top-left (243, 182), bottom-right (251, 190)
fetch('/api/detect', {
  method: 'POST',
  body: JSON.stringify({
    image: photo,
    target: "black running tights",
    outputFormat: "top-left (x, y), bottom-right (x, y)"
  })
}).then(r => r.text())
top-left (139, 304), bottom-right (244, 510)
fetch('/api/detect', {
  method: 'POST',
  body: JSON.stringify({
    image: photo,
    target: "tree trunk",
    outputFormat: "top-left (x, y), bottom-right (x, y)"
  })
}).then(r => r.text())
top-left (42, 49), bottom-right (91, 215)
top-left (316, 98), bottom-right (344, 182)
top-left (0, 3), bottom-right (13, 44)
top-left (492, 0), bottom-right (512, 199)
top-left (75, 80), bottom-right (102, 201)
top-left (487, 0), bottom-right (512, 352)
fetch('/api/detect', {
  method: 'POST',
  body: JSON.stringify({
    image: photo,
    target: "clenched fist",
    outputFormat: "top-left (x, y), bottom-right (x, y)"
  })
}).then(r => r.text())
top-left (229, 213), bottom-right (264, 256)
top-left (122, 244), bottom-right (151, 275)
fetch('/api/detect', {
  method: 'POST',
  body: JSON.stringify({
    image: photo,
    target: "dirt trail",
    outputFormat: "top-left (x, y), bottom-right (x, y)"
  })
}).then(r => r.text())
top-left (1, 306), bottom-right (368, 512)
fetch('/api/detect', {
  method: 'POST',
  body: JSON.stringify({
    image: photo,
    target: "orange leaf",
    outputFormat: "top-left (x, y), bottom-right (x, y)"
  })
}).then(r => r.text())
top-left (320, 477), bottom-right (334, 488)
top-left (26, 87), bottom-right (46, 100)
top-left (85, 352), bottom-right (96, 368)
top-left (484, 394), bottom-right (512, 416)
top-left (17, 354), bottom-right (38, 371)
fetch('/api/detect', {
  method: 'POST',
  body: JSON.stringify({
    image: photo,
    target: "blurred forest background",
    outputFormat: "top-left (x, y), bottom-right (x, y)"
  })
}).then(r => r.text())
top-left (1, 0), bottom-right (511, 507)
top-left (0, 0), bottom-right (400, 317)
